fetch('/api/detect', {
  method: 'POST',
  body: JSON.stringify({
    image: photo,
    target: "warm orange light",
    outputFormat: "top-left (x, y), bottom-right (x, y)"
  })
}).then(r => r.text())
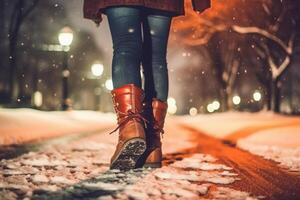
top-left (170, 0), bottom-right (261, 46)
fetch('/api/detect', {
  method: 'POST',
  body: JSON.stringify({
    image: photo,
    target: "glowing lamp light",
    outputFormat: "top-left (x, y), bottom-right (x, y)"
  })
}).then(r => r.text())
top-left (91, 63), bottom-right (104, 77)
top-left (232, 95), bottom-right (241, 105)
top-left (105, 79), bottom-right (113, 91)
top-left (33, 91), bottom-right (43, 107)
top-left (253, 91), bottom-right (262, 102)
top-left (189, 107), bottom-right (198, 116)
top-left (167, 97), bottom-right (176, 106)
top-left (206, 100), bottom-right (221, 113)
top-left (207, 103), bottom-right (215, 113)
top-left (58, 27), bottom-right (73, 46)
top-left (212, 100), bottom-right (220, 111)
top-left (168, 105), bottom-right (177, 115)
top-left (167, 97), bottom-right (177, 115)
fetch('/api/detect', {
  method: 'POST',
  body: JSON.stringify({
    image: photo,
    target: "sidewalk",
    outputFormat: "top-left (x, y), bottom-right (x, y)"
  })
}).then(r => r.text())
top-left (178, 111), bottom-right (300, 173)
top-left (0, 109), bottom-right (299, 199)
top-left (0, 119), bottom-right (267, 200)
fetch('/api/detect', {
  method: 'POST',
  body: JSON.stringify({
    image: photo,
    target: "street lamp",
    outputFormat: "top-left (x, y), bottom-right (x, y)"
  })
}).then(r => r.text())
top-left (58, 27), bottom-right (73, 47)
top-left (58, 26), bottom-right (73, 110)
top-left (91, 63), bottom-right (104, 77)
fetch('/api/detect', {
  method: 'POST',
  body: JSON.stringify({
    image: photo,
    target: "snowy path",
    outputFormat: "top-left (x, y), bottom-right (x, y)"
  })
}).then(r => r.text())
top-left (180, 125), bottom-right (300, 200)
top-left (0, 119), bottom-right (300, 200)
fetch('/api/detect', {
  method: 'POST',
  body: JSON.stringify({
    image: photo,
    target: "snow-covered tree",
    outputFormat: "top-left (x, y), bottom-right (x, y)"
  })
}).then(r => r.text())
top-left (173, 0), bottom-right (299, 112)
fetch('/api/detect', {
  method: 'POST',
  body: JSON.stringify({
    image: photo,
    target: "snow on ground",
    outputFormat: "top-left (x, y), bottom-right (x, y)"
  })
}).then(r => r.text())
top-left (179, 111), bottom-right (300, 173)
top-left (237, 126), bottom-right (300, 148)
top-left (0, 141), bottom-right (259, 200)
top-left (237, 127), bottom-right (300, 172)
top-left (178, 111), bottom-right (300, 138)
top-left (0, 120), bottom-right (262, 200)
top-left (0, 108), bottom-right (115, 145)
top-left (1, 108), bottom-right (300, 174)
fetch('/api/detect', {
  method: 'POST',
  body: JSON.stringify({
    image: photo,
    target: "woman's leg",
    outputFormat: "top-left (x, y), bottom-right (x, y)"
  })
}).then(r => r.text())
top-left (139, 10), bottom-right (172, 168)
top-left (142, 11), bottom-right (172, 102)
top-left (105, 7), bottom-right (147, 170)
top-left (105, 7), bottom-right (143, 89)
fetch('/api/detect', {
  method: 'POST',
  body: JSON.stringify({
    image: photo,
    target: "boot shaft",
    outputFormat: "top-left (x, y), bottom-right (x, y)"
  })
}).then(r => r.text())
top-left (109, 84), bottom-right (147, 170)
top-left (151, 98), bottom-right (168, 132)
top-left (142, 98), bottom-right (168, 167)
top-left (111, 84), bottom-right (145, 122)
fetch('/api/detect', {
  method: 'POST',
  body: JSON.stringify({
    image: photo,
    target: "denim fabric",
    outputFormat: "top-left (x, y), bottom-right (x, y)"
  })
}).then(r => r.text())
top-left (105, 6), bottom-right (172, 102)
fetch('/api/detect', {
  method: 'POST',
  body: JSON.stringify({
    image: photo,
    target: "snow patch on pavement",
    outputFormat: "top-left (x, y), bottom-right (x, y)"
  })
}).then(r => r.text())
top-left (82, 182), bottom-right (123, 191)
top-left (172, 159), bottom-right (232, 171)
top-left (238, 142), bottom-right (300, 173)
top-left (154, 168), bottom-right (237, 184)
top-left (0, 148), bottom-right (260, 200)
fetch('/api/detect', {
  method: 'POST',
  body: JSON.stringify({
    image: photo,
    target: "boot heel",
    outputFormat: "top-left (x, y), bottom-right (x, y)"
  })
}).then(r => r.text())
top-left (110, 138), bottom-right (146, 170)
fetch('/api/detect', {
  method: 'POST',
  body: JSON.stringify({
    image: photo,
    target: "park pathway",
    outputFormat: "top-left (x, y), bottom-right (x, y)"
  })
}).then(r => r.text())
top-left (0, 119), bottom-right (300, 200)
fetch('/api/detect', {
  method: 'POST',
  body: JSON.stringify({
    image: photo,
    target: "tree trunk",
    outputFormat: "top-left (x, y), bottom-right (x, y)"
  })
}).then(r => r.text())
top-left (223, 88), bottom-right (229, 111)
top-left (8, 0), bottom-right (39, 103)
top-left (225, 87), bottom-right (232, 111)
top-left (0, 1), bottom-right (6, 96)
top-left (8, 37), bottom-right (18, 102)
top-left (265, 81), bottom-right (272, 111)
top-left (271, 77), bottom-right (280, 113)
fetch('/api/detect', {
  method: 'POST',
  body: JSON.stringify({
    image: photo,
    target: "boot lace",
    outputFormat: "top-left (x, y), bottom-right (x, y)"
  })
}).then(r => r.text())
top-left (109, 109), bottom-right (149, 134)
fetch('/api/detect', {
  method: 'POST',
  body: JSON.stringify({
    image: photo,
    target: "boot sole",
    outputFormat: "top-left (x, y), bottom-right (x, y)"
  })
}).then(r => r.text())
top-left (110, 138), bottom-right (146, 170)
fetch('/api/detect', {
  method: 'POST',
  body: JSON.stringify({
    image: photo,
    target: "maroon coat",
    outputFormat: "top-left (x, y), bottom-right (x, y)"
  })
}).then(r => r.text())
top-left (83, 0), bottom-right (210, 24)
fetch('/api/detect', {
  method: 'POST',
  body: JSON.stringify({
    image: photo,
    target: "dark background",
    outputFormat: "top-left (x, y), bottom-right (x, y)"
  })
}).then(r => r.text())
top-left (0, 0), bottom-right (299, 115)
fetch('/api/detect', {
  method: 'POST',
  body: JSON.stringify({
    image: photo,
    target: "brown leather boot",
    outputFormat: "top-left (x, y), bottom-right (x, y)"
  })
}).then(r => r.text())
top-left (142, 98), bottom-right (168, 168)
top-left (109, 84), bottom-right (147, 170)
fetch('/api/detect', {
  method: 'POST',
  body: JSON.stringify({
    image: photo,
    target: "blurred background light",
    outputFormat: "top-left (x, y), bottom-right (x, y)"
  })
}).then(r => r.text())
top-left (189, 107), bottom-right (198, 116)
top-left (207, 103), bottom-right (215, 113)
top-left (105, 79), bottom-right (113, 91)
top-left (212, 100), bottom-right (220, 111)
top-left (232, 95), bottom-right (241, 105)
top-left (91, 63), bottom-right (104, 77)
top-left (253, 91), bottom-right (262, 102)
top-left (167, 97), bottom-right (177, 115)
top-left (58, 27), bottom-right (74, 47)
top-left (33, 91), bottom-right (43, 107)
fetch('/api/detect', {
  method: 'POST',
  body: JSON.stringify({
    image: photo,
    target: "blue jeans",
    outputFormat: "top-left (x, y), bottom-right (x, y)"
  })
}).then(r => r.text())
top-left (105, 6), bottom-right (172, 102)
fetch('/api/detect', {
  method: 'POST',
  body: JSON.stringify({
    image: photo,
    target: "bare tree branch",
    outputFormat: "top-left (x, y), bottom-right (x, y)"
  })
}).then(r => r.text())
top-left (228, 60), bottom-right (239, 89)
top-left (232, 25), bottom-right (292, 54)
